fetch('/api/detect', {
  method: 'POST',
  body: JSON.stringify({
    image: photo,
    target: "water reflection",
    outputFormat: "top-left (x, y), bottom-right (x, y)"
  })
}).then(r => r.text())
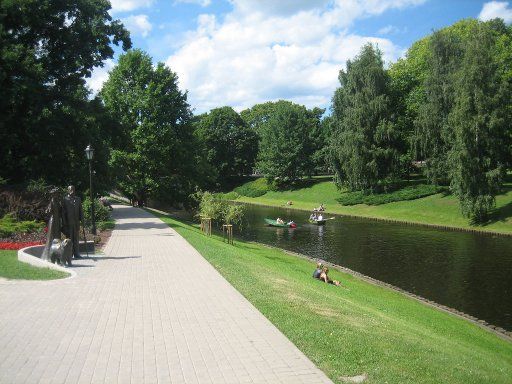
top-left (236, 203), bottom-right (512, 331)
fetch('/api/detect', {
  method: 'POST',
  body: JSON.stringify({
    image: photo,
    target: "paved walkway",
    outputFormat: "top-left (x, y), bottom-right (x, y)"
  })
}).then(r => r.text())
top-left (0, 205), bottom-right (333, 384)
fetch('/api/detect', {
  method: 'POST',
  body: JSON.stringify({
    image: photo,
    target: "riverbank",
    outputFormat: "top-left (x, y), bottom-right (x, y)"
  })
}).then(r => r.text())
top-left (227, 179), bottom-right (512, 235)
top-left (151, 210), bottom-right (512, 384)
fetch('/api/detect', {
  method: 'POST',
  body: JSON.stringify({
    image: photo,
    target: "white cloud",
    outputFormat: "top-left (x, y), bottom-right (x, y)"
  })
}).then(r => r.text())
top-left (478, 1), bottom-right (512, 23)
top-left (165, 1), bottom-right (421, 113)
top-left (174, 0), bottom-right (211, 6)
top-left (110, 0), bottom-right (154, 13)
top-left (86, 59), bottom-right (116, 95)
top-left (122, 14), bottom-right (153, 37)
top-left (378, 25), bottom-right (405, 35)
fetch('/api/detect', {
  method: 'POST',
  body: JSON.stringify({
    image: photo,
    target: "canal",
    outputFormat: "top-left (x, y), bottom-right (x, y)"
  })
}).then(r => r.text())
top-left (233, 203), bottom-right (512, 331)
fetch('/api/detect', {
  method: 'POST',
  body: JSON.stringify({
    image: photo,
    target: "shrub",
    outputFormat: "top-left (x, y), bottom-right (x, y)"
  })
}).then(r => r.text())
top-left (336, 184), bottom-right (447, 206)
top-left (234, 178), bottom-right (269, 197)
top-left (222, 204), bottom-right (245, 229)
top-left (82, 197), bottom-right (111, 228)
top-left (97, 220), bottom-right (115, 231)
top-left (0, 213), bottom-right (44, 238)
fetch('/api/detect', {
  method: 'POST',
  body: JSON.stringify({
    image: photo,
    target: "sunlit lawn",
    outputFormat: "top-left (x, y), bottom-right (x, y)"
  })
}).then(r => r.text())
top-left (155, 212), bottom-right (512, 384)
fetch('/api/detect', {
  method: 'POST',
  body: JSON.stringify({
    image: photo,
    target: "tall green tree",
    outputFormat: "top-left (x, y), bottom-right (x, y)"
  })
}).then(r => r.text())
top-left (414, 30), bottom-right (462, 184)
top-left (101, 49), bottom-right (209, 205)
top-left (256, 101), bottom-right (317, 185)
top-left (194, 106), bottom-right (258, 188)
top-left (0, 0), bottom-right (131, 187)
top-left (330, 44), bottom-right (404, 192)
top-left (448, 22), bottom-right (511, 222)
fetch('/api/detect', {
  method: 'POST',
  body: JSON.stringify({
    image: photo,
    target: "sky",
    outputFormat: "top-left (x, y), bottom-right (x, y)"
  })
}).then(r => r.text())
top-left (87, 0), bottom-right (512, 114)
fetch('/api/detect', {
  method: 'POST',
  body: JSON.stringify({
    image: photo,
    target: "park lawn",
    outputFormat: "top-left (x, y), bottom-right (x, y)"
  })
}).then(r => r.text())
top-left (0, 250), bottom-right (69, 280)
top-left (155, 212), bottom-right (512, 384)
top-left (234, 180), bottom-right (512, 235)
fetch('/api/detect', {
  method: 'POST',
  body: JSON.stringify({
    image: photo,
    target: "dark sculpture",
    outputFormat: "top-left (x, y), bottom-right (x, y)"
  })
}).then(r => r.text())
top-left (62, 185), bottom-right (83, 259)
top-left (50, 238), bottom-right (73, 266)
top-left (41, 188), bottom-right (63, 261)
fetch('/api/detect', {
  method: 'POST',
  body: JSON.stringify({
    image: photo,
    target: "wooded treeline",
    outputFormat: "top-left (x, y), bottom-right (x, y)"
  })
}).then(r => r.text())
top-left (1, 0), bottom-right (510, 223)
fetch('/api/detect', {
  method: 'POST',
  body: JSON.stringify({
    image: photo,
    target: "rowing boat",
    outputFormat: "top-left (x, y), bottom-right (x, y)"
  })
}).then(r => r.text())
top-left (308, 219), bottom-right (326, 225)
top-left (264, 218), bottom-right (297, 228)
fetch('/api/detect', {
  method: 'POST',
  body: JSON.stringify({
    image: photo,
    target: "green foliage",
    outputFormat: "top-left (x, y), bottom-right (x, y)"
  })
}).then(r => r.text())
top-left (0, 0), bottom-right (131, 191)
top-left (447, 21), bottom-right (511, 222)
top-left (221, 204), bottom-right (245, 228)
top-left (0, 213), bottom-right (44, 238)
top-left (0, 250), bottom-right (68, 280)
top-left (256, 101), bottom-right (318, 186)
top-left (82, 197), bottom-right (111, 228)
top-left (336, 184), bottom-right (446, 206)
top-left (233, 178), bottom-right (269, 197)
top-left (330, 44), bottom-right (406, 193)
top-left (26, 179), bottom-right (52, 194)
top-left (194, 107), bottom-right (258, 187)
top-left (216, 191), bottom-right (240, 200)
top-left (97, 220), bottom-right (115, 231)
top-left (195, 191), bottom-right (224, 221)
top-left (102, 50), bottom-right (211, 206)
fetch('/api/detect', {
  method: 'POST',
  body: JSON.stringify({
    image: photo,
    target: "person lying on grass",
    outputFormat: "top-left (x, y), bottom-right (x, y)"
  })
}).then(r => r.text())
top-left (319, 266), bottom-right (341, 286)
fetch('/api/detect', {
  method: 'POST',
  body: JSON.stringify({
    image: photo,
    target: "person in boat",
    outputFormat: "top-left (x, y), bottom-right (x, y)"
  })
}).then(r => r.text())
top-left (276, 217), bottom-right (284, 225)
top-left (317, 213), bottom-right (323, 221)
top-left (313, 262), bottom-right (323, 279)
top-left (319, 266), bottom-right (341, 286)
top-left (309, 212), bottom-right (317, 221)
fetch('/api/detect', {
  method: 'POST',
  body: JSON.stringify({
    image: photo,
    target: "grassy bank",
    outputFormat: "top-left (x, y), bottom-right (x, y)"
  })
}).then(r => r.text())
top-left (0, 250), bottom-right (69, 280)
top-left (226, 178), bottom-right (512, 235)
top-left (153, 211), bottom-right (512, 384)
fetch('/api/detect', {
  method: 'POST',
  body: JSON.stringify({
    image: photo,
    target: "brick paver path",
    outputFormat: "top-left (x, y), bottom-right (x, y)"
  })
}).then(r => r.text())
top-left (0, 205), bottom-right (333, 384)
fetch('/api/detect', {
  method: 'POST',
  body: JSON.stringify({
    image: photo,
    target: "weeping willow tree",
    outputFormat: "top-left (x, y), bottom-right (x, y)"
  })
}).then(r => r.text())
top-left (447, 22), bottom-right (511, 223)
top-left (329, 44), bottom-right (405, 193)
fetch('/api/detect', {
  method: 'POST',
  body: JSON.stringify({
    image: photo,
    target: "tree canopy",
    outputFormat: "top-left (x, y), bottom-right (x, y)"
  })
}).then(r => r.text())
top-left (101, 49), bottom-right (207, 205)
top-left (329, 44), bottom-right (405, 193)
top-left (0, 0), bottom-right (131, 192)
top-left (194, 106), bottom-right (258, 188)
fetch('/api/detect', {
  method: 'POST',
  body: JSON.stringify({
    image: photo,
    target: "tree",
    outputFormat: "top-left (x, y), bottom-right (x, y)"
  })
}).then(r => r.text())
top-left (0, 0), bottom-right (131, 187)
top-left (329, 44), bottom-right (405, 193)
top-left (448, 22), bottom-right (511, 222)
top-left (194, 107), bottom-right (258, 187)
top-left (256, 101), bottom-right (317, 185)
top-left (101, 49), bottom-right (209, 206)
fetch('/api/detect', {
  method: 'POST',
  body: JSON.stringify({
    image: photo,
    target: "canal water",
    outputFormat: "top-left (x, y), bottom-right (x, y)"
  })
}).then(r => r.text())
top-left (233, 203), bottom-right (512, 331)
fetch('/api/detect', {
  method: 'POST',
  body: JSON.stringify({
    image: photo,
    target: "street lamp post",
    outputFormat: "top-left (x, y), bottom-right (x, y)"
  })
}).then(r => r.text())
top-left (85, 144), bottom-right (96, 235)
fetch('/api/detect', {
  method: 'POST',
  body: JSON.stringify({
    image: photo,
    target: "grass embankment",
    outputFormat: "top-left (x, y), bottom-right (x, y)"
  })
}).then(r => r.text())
top-left (225, 178), bottom-right (512, 235)
top-left (0, 250), bottom-right (69, 280)
top-left (154, 211), bottom-right (512, 384)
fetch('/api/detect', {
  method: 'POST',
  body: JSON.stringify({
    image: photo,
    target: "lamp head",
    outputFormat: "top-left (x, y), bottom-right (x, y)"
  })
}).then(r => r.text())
top-left (85, 144), bottom-right (94, 160)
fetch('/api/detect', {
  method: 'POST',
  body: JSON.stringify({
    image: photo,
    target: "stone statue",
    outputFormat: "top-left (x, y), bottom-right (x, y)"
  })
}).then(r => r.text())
top-left (50, 238), bottom-right (73, 266)
top-left (41, 188), bottom-right (63, 261)
top-left (62, 185), bottom-right (83, 259)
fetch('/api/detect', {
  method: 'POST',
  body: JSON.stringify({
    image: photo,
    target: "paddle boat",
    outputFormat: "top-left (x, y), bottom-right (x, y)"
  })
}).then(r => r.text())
top-left (264, 218), bottom-right (297, 228)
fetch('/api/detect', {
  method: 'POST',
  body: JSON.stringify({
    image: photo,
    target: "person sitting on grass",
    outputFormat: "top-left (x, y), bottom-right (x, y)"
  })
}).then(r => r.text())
top-left (313, 262), bottom-right (323, 278)
top-left (319, 266), bottom-right (341, 286)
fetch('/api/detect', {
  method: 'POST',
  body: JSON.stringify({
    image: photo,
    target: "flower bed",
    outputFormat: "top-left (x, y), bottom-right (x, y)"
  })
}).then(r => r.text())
top-left (0, 241), bottom-right (44, 250)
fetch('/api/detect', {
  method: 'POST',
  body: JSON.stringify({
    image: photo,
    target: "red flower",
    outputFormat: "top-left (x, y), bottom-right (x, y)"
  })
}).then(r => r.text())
top-left (0, 241), bottom-right (44, 250)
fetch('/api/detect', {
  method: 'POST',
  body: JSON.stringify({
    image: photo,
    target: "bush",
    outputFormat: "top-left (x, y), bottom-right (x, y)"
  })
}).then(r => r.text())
top-left (336, 184), bottom-right (447, 206)
top-left (97, 220), bottom-right (115, 231)
top-left (234, 178), bottom-right (269, 197)
top-left (0, 213), bottom-right (44, 238)
top-left (82, 197), bottom-right (111, 228)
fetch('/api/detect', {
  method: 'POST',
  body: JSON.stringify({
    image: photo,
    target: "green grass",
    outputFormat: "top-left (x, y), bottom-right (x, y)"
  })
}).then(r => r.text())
top-left (153, 212), bottom-right (512, 384)
top-left (336, 184), bottom-right (447, 205)
top-left (233, 177), bottom-right (270, 197)
top-left (0, 250), bottom-right (69, 280)
top-left (228, 178), bottom-right (512, 234)
top-left (0, 213), bottom-right (44, 238)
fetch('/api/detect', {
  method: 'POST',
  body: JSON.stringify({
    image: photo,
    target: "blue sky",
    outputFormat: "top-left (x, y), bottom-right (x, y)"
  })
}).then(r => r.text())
top-left (88, 0), bottom-right (512, 114)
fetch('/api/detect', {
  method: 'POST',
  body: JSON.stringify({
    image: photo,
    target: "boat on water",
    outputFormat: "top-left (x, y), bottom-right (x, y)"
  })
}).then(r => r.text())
top-left (264, 218), bottom-right (297, 228)
top-left (308, 219), bottom-right (326, 225)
